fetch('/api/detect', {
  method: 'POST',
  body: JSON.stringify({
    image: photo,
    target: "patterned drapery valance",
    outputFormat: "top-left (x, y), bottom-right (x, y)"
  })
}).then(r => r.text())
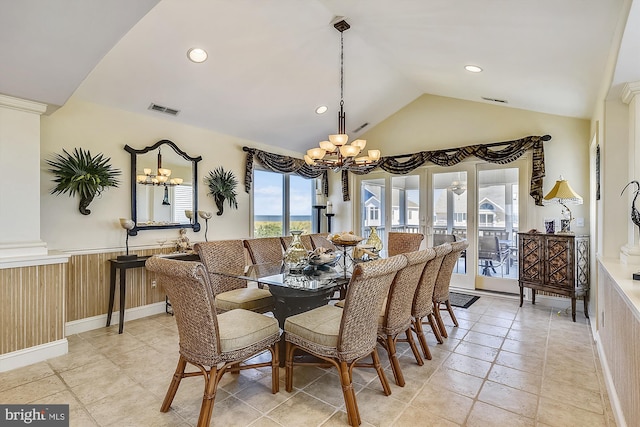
top-left (244, 134), bottom-right (549, 205)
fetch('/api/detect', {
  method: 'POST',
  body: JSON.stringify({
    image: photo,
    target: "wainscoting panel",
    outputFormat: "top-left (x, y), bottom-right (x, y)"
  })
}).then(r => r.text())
top-left (66, 248), bottom-right (172, 322)
top-left (0, 263), bottom-right (66, 354)
top-left (598, 261), bottom-right (640, 426)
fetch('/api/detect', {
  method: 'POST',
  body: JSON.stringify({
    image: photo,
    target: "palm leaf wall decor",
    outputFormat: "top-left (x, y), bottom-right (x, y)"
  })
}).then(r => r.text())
top-left (47, 148), bottom-right (121, 215)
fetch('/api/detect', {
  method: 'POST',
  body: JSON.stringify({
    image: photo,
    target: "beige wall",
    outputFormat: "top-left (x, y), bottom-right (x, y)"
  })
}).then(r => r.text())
top-left (40, 98), bottom-right (300, 253)
top-left (354, 93), bottom-right (592, 233)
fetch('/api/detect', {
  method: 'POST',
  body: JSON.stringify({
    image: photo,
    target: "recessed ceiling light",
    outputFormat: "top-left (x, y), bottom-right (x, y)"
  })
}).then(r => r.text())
top-left (464, 65), bottom-right (483, 73)
top-left (315, 105), bottom-right (328, 114)
top-left (187, 48), bottom-right (208, 63)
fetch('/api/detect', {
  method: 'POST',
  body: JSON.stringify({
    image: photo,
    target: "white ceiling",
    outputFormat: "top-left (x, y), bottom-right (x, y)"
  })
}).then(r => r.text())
top-left (0, 0), bottom-right (631, 153)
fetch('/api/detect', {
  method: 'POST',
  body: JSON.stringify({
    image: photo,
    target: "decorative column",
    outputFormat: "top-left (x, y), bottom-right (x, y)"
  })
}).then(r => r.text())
top-left (0, 94), bottom-right (48, 258)
top-left (620, 82), bottom-right (640, 264)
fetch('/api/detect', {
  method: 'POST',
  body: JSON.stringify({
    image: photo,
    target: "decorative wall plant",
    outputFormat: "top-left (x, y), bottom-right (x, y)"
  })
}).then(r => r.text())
top-left (47, 148), bottom-right (121, 215)
top-left (205, 167), bottom-right (238, 216)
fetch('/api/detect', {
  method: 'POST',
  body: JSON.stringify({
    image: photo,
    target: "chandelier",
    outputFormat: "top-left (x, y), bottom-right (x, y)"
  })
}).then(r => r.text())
top-left (136, 149), bottom-right (183, 186)
top-left (304, 19), bottom-right (381, 172)
top-left (136, 149), bottom-right (183, 206)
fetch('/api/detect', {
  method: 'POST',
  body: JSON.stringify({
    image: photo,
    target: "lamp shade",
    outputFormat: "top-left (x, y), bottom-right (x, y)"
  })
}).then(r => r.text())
top-left (329, 134), bottom-right (348, 146)
top-left (339, 144), bottom-right (360, 157)
top-left (368, 150), bottom-right (381, 161)
top-left (319, 140), bottom-right (336, 151)
top-left (307, 148), bottom-right (326, 160)
top-left (352, 139), bottom-right (367, 150)
top-left (544, 177), bottom-right (583, 203)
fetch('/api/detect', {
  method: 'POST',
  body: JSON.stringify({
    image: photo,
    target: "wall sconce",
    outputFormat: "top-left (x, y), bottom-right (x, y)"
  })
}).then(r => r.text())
top-left (198, 211), bottom-right (212, 241)
top-left (118, 218), bottom-right (136, 261)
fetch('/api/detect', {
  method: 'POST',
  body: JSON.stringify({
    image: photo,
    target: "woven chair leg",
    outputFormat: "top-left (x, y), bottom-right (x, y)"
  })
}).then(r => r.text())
top-left (371, 348), bottom-right (392, 396)
top-left (197, 366), bottom-right (224, 427)
top-left (230, 362), bottom-right (241, 374)
top-left (405, 328), bottom-right (424, 365)
top-left (161, 355), bottom-right (187, 412)
top-left (426, 313), bottom-right (444, 344)
top-left (413, 318), bottom-right (432, 360)
top-left (285, 341), bottom-right (296, 392)
top-left (433, 301), bottom-right (448, 338)
top-left (445, 300), bottom-right (459, 327)
top-left (385, 335), bottom-right (405, 387)
top-left (270, 344), bottom-right (279, 393)
top-left (338, 361), bottom-right (360, 426)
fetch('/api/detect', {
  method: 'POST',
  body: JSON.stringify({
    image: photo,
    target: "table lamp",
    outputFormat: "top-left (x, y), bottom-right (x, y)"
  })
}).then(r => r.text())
top-left (543, 176), bottom-right (583, 233)
top-left (118, 218), bottom-right (137, 260)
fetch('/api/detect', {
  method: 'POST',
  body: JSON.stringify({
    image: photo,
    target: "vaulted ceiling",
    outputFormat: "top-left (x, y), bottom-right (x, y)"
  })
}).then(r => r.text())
top-left (0, 0), bottom-right (633, 153)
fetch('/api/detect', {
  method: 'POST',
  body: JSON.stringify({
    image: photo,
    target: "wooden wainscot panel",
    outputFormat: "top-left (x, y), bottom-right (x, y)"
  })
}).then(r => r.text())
top-left (65, 248), bottom-right (172, 322)
top-left (598, 264), bottom-right (640, 425)
top-left (0, 263), bottom-right (66, 354)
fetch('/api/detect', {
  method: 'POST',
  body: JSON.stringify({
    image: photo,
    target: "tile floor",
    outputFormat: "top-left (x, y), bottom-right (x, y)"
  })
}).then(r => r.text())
top-left (0, 294), bottom-right (617, 426)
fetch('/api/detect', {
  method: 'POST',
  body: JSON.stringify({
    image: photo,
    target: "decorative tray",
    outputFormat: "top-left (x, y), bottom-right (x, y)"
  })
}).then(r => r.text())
top-left (330, 238), bottom-right (364, 246)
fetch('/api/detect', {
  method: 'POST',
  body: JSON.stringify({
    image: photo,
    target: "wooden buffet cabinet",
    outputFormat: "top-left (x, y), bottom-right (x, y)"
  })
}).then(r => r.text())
top-left (518, 232), bottom-right (589, 321)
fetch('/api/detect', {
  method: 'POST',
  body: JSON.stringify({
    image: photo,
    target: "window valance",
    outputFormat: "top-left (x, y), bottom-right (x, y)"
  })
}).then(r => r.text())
top-left (244, 134), bottom-right (549, 205)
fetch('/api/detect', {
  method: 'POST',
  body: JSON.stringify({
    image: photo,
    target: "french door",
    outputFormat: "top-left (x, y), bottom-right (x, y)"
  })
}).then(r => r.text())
top-left (356, 159), bottom-right (528, 293)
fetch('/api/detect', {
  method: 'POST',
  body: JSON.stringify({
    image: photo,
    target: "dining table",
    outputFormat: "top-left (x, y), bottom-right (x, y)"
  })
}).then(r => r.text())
top-left (212, 261), bottom-right (349, 365)
top-left (212, 261), bottom-right (348, 329)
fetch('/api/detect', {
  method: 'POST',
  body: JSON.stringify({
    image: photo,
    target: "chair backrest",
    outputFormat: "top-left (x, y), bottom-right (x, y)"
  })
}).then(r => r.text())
top-left (309, 233), bottom-right (337, 251)
top-left (244, 237), bottom-right (284, 264)
top-left (194, 240), bottom-right (247, 295)
top-left (382, 249), bottom-right (435, 335)
top-left (145, 257), bottom-right (221, 366)
top-left (413, 243), bottom-right (451, 317)
top-left (478, 235), bottom-right (499, 259)
top-left (281, 234), bottom-right (313, 251)
top-left (337, 255), bottom-right (407, 362)
top-left (387, 232), bottom-right (424, 256)
top-left (433, 240), bottom-right (469, 302)
top-left (433, 234), bottom-right (456, 246)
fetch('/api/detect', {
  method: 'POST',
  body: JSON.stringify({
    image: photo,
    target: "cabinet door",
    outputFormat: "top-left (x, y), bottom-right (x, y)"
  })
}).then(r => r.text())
top-left (545, 236), bottom-right (574, 291)
top-left (519, 234), bottom-right (544, 282)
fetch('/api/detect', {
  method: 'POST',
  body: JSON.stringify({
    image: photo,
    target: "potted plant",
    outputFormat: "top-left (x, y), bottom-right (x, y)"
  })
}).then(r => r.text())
top-left (47, 148), bottom-right (121, 215)
top-left (205, 167), bottom-right (239, 215)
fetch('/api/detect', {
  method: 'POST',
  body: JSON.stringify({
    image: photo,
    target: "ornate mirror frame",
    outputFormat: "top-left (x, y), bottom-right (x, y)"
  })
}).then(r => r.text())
top-left (124, 139), bottom-right (202, 236)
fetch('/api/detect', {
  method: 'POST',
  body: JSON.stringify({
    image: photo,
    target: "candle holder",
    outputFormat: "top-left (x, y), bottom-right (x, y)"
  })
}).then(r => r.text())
top-left (326, 213), bottom-right (335, 233)
top-left (312, 205), bottom-right (326, 233)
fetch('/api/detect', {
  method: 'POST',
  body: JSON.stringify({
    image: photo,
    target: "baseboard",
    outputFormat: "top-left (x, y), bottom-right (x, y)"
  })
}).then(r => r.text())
top-left (0, 339), bottom-right (68, 372)
top-left (595, 331), bottom-right (627, 427)
top-left (65, 302), bottom-right (167, 335)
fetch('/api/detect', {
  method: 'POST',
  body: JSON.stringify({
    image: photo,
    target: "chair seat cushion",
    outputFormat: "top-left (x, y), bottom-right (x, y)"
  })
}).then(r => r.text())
top-left (284, 305), bottom-right (343, 348)
top-left (217, 309), bottom-right (279, 353)
top-left (216, 288), bottom-right (274, 312)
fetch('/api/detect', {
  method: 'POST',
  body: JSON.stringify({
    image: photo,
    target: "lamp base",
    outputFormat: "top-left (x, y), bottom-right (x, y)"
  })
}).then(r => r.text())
top-left (117, 255), bottom-right (138, 261)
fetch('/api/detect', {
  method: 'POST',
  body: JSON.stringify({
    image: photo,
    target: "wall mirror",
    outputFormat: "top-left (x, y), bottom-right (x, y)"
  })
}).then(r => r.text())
top-left (125, 140), bottom-right (202, 235)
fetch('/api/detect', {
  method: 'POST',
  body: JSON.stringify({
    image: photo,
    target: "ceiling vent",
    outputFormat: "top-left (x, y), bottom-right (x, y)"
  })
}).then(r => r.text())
top-left (352, 122), bottom-right (369, 133)
top-left (481, 97), bottom-right (508, 104)
top-left (148, 103), bottom-right (180, 116)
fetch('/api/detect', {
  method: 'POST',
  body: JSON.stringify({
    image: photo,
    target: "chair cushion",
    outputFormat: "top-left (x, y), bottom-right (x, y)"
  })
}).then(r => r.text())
top-left (217, 309), bottom-right (280, 353)
top-left (284, 305), bottom-right (343, 348)
top-left (216, 288), bottom-right (274, 312)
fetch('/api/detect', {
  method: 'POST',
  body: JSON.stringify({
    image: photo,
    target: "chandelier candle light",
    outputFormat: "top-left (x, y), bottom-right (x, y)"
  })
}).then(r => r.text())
top-left (136, 149), bottom-right (183, 186)
top-left (304, 19), bottom-right (381, 172)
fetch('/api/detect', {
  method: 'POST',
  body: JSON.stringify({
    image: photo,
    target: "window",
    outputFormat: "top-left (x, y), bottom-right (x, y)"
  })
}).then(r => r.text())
top-left (252, 170), bottom-right (313, 237)
top-left (369, 206), bottom-right (380, 221)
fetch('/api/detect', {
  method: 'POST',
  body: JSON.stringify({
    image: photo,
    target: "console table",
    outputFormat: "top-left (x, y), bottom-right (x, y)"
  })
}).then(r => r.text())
top-left (107, 253), bottom-right (198, 333)
top-left (518, 232), bottom-right (589, 321)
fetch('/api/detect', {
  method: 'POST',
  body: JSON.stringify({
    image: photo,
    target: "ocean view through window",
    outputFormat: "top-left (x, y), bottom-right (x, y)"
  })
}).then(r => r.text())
top-left (253, 170), bottom-right (313, 237)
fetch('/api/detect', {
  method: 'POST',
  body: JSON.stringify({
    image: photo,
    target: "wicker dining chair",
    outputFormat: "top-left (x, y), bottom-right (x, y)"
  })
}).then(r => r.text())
top-left (284, 255), bottom-right (407, 426)
top-left (194, 240), bottom-right (274, 313)
top-left (387, 232), bottom-right (424, 256)
top-left (378, 249), bottom-right (433, 387)
top-left (432, 240), bottom-right (469, 338)
top-left (309, 233), bottom-right (337, 251)
top-left (409, 243), bottom-right (451, 358)
top-left (280, 234), bottom-right (313, 251)
top-left (145, 257), bottom-right (280, 427)
top-left (244, 237), bottom-right (284, 264)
